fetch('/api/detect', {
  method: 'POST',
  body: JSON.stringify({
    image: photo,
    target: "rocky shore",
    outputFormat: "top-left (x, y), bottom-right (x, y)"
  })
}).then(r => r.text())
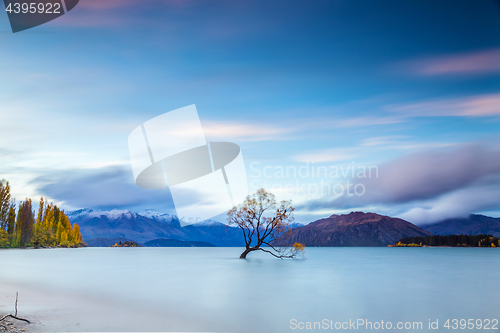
top-left (0, 316), bottom-right (32, 333)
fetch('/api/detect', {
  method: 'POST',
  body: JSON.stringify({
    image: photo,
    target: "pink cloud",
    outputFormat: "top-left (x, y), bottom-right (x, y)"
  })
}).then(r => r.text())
top-left (387, 94), bottom-right (500, 117)
top-left (53, 11), bottom-right (128, 27)
top-left (409, 48), bottom-right (500, 76)
top-left (77, 0), bottom-right (137, 9)
top-left (77, 0), bottom-right (188, 10)
top-left (201, 121), bottom-right (293, 142)
top-left (53, 0), bottom-right (192, 27)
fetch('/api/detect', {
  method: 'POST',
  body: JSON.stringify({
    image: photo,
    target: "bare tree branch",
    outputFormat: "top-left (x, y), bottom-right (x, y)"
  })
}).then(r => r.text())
top-left (0, 293), bottom-right (30, 324)
top-left (0, 315), bottom-right (30, 324)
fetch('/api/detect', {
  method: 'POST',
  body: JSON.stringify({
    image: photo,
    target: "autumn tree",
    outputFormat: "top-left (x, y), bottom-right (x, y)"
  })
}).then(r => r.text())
top-left (16, 199), bottom-right (35, 246)
top-left (7, 206), bottom-right (16, 235)
top-left (35, 197), bottom-right (45, 231)
top-left (72, 223), bottom-right (83, 245)
top-left (0, 179), bottom-right (12, 231)
top-left (227, 189), bottom-right (305, 259)
top-left (30, 198), bottom-right (53, 247)
top-left (42, 203), bottom-right (56, 233)
top-left (0, 181), bottom-right (85, 248)
top-left (31, 198), bottom-right (85, 247)
top-left (0, 229), bottom-right (9, 248)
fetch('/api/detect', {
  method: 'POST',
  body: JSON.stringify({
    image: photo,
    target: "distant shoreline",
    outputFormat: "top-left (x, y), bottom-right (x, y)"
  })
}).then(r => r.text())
top-left (2, 245), bottom-right (500, 250)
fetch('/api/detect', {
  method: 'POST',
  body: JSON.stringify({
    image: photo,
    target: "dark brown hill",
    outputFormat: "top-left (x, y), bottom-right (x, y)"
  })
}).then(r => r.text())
top-left (278, 211), bottom-right (433, 247)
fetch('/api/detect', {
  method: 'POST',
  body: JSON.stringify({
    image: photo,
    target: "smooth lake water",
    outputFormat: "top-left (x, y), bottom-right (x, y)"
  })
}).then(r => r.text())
top-left (0, 247), bottom-right (499, 332)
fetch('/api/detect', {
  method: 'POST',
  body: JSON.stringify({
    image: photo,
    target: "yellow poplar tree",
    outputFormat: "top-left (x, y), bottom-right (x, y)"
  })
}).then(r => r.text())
top-left (72, 223), bottom-right (83, 245)
top-left (35, 197), bottom-right (45, 232)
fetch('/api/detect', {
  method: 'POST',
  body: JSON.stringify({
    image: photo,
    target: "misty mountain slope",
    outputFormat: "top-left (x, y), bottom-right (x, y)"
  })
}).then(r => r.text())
top-left (181, 220), bottom-right (305, 247)
top-left (182, 221), bottom-right (244, 247)
top-left (422, 214), bottom-right (500, 237)
top-left (277, 212), bottom-right (433, 247)
top-left (67, 209), bottom-right (192, 244)
top-left (68, 209), bottom-right (245, 246)
top-left (68, 209), bottom-right (307, 247)
top-left (70, 209), bottom-right (438, 247)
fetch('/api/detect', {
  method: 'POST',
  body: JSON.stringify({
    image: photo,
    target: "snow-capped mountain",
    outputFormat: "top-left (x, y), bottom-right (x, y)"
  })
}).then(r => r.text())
top-left (66, 208), bottom-right (245, 246)
top-left (66, 208), bottom-right (95, 220)
top-left (66, 208), bottom-right (189, 244)
top-left (138, 210), bottom-right (227, 227)
top-left (190, 220), bottom-right (228, 228)
top-left (137, 209), bottom-right (181, 227)
top-left (178, 216), bottom-right (204, 227)
top-left (177, 216), bottom-right (232, 227)
top-left (68, 208), bottom-right (198, 228)
top-left (67, 208), bottom-right (139, 222)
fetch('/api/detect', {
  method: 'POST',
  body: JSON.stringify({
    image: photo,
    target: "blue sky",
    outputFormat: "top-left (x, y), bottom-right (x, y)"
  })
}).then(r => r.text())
top-left (1, 0), bottom-right (500, 224)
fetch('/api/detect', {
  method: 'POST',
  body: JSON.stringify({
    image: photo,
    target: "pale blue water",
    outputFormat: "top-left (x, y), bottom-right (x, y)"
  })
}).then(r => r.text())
top-left (0, 247), bottom-right (499, 332)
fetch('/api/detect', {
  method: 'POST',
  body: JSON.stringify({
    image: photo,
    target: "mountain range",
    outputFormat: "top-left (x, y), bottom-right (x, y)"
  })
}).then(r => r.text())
top-left (421, 214), bottom-right (500, 237)
top-left (66, 208), bottom-right (246, 246)
top-left (67, 208), bottom-right (500, 247)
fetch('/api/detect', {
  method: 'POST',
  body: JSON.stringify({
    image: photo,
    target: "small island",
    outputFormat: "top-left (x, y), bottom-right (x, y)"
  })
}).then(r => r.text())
top-left (111, 241), bottom-right (141, 247)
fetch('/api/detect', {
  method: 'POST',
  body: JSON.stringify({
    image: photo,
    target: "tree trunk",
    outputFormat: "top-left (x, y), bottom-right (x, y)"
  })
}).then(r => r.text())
top-left (239, 247), bottom-right (254, 259)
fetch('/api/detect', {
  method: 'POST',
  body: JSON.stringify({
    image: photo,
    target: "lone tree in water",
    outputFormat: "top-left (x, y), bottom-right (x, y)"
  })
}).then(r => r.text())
top-left (227, 189), bottom-right (305, 259)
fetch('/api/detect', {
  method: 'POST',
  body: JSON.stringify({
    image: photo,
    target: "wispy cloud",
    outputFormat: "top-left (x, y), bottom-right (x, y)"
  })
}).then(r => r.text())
top-left (293, 148), bottom-right (357, 163)
top-left (53, 0), bottom-right (173, 28)
top-left (77, 0), bottom-right (190, 9)
top-left (387, 94), bottom-right (500, 117)
top-left (199, 96), bottom-right (500, 143)
top-left (403, 48), bottom-right (500, 76)
top-left (77, 0), bottom-right (144, 10)
top-left (333, 116), bottom-right (404, 127)
top-left (202, 120), bottom-right (294, 142)
top-left (360, 136), bottom-right (410, 147)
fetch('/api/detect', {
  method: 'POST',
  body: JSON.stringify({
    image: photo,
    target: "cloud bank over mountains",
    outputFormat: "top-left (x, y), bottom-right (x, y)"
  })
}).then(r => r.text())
top-left (32, 140), bottom-right (500, 225)
top-left (32, 166), bottom-right (177, 213)
top-left (302, 143), bottom-right (500, 224)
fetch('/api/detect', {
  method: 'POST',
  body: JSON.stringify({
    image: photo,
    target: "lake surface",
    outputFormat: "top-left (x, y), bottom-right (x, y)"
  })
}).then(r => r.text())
top-left (0, 247), bottom-right (499, 332)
